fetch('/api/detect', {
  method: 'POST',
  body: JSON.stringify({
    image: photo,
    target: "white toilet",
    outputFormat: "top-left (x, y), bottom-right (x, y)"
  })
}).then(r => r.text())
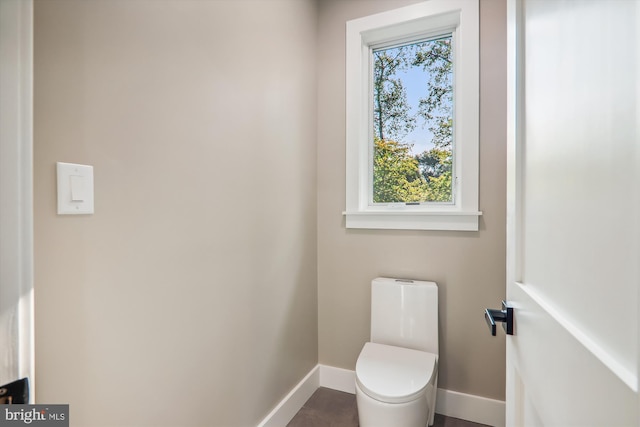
top-left (355, 277), bottom-right (439, 427)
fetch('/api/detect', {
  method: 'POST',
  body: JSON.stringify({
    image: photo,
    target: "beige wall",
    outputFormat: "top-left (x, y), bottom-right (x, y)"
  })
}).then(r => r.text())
top-left (34, 1), bottom-right (318, 426)
top-left (317, 0), bottom-right (508, 400)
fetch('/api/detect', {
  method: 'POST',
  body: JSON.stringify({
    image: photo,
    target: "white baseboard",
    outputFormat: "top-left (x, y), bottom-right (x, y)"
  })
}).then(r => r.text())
top-left (319, 364), bottom-right (355, 394)
top-left (257, 364), bottom-right (505, 427)
top-left (436, 388), bottom-right (505, 427)
top-left (256, 365), bottom-right (320, 427)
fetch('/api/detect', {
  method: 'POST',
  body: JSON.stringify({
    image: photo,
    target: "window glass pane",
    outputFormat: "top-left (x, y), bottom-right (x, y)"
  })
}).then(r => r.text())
top-left (372, 35), bottom-right (453, 204)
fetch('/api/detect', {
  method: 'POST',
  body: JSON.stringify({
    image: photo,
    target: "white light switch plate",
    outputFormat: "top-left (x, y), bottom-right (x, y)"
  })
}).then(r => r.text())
top-left (57, 162), bottom-right (94, 215)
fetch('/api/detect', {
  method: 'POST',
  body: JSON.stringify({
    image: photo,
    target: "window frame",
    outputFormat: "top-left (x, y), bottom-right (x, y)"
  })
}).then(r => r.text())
top-left (344, 0), bottom-right (481, 231)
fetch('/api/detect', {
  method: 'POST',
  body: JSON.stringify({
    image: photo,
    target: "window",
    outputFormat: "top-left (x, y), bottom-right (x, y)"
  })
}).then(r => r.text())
top-left (372, 36), bottom-right (454, 204)
top-left (344, 0), bottom-right (480, 231)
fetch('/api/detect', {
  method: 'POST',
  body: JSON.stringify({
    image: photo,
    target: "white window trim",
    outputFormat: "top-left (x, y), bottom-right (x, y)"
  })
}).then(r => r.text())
top-left (344, 0), bottom-right (481, 231)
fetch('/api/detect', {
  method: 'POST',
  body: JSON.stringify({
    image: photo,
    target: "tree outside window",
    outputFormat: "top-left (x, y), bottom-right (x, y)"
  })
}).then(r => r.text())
top-left (372, 36), bottom-right (453, 204)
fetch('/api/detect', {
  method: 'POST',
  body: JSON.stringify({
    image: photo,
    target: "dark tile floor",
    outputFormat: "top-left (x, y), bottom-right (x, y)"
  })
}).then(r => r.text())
top-left (287, 387), bottom-right (491, 427)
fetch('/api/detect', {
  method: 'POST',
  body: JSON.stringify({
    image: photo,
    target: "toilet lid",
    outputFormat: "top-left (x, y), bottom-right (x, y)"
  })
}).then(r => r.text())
top-left (356, 342), bottom-right (437, 404)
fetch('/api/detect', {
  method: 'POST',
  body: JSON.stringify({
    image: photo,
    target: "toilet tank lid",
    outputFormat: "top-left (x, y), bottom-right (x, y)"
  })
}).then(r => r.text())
top-left (373, 277), bottom-right (438, 287)
top-left (356, 342), bottom-right (437, 403)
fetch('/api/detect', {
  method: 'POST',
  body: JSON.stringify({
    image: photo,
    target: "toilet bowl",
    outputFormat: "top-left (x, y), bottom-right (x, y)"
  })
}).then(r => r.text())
top-left (355, 278), bottom-right (439, 427)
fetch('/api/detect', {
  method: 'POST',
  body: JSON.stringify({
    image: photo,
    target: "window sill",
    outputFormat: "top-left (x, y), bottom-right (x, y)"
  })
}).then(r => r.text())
top-left (343, 210), bottom-right (482, 231)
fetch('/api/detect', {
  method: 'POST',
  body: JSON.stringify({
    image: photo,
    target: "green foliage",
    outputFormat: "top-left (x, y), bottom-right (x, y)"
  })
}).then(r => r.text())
top-left (416, 147), bottom-right (452, 180)
top-left (373, 138), bottom-right (423, 203)
top-left (373, 139), bottom-right (452, 203)
top-left (424, 170), bottom-right (452, 202)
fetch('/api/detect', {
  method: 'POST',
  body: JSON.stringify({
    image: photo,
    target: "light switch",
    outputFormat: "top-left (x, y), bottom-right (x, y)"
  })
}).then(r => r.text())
top-left (57, 162), bottom-right (94, 215)
top-left (69, 175), bottom-right (86, 201)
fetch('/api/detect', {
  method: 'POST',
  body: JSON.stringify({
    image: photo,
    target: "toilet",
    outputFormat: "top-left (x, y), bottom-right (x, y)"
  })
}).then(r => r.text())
top-left (355, 278), bottom-right (438, 427)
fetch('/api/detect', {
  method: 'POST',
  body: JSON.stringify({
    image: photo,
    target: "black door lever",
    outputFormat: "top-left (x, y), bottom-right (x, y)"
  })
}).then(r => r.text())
top-left (484, 301), bottom-right (513, 336)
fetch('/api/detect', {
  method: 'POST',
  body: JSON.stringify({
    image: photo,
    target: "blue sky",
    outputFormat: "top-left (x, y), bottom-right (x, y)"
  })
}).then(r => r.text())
top-left (395, 64), bottom-right (435, 155)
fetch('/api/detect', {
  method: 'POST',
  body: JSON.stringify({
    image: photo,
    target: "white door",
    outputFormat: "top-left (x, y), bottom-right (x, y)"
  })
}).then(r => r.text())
top-left (0, 0), bottom-right (34, 395)
top-left (505, 0), bottom-right (639, 426)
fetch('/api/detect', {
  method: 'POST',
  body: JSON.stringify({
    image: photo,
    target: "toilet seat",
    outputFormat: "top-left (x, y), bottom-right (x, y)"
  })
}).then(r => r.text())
top-left (356, 342), bottom-right (437, 404)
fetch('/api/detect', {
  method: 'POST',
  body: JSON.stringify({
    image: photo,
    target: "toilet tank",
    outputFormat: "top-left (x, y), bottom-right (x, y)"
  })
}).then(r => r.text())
top-left (370, 277), bottom-right (438, 354)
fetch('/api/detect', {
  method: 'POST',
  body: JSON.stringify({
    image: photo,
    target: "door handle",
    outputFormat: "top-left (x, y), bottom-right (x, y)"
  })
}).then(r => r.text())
top-left (484, 301), bottom-right (513, 336)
